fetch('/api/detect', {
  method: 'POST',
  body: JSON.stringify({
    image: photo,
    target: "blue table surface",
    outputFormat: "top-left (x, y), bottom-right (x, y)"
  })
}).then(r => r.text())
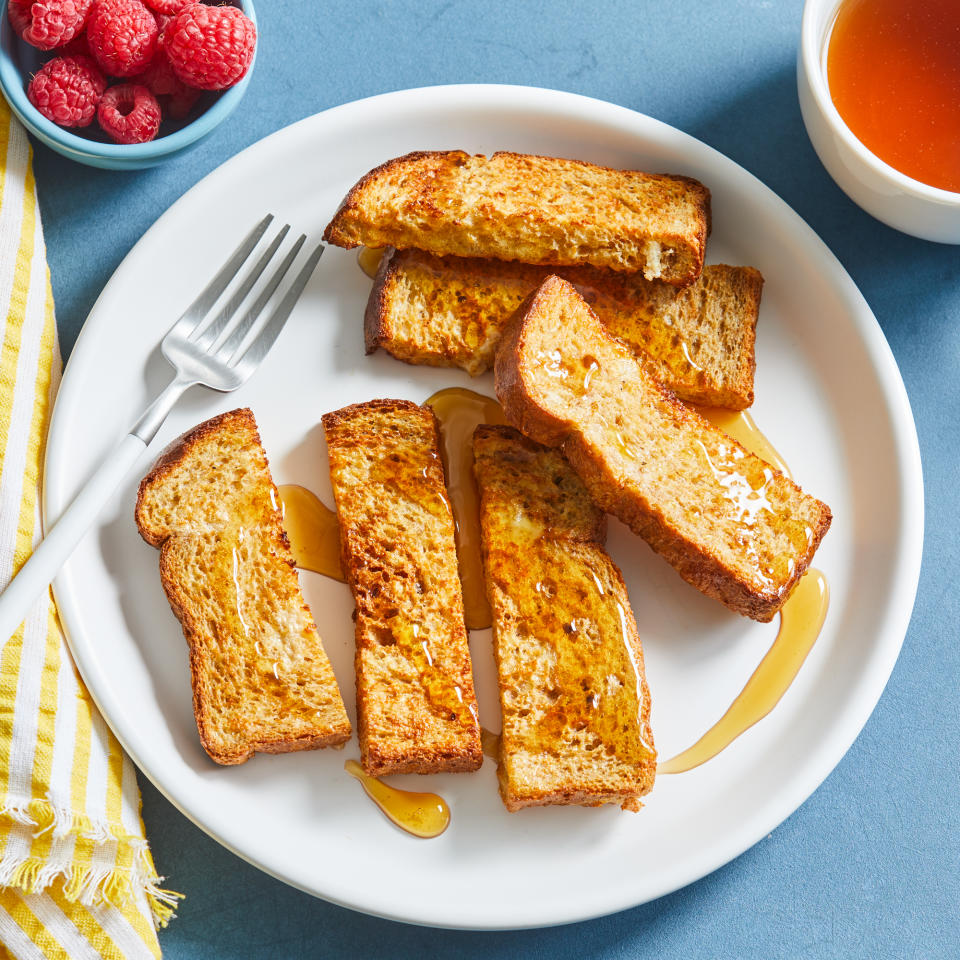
top-left (30, 0), bottom-right (960, 957)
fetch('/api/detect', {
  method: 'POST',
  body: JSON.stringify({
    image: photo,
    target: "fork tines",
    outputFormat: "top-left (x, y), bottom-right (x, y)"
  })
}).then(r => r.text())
top-left (169, 214), bottom-right (324, 372)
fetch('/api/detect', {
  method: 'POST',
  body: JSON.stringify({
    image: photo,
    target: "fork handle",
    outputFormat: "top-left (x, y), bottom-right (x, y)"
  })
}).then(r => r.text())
top-left (0, 433), bottom-right (146, 642)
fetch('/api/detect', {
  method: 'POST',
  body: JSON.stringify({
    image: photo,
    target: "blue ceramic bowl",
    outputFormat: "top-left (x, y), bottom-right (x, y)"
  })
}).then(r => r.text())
top-left (0, 0), bottom-right (256, 169)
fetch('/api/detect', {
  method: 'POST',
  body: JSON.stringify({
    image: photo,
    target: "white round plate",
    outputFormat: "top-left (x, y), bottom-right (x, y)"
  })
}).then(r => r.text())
top-left (45, 85), bottom-right (923, 930)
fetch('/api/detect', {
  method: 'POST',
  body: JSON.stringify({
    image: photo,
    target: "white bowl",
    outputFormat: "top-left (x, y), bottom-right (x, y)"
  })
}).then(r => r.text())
top-left (798, 0), bottom-right (960, 243)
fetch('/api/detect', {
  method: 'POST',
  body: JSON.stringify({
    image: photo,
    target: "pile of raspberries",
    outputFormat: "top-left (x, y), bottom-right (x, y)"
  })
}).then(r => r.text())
top-left (11, 0), bottom-right (257, 144)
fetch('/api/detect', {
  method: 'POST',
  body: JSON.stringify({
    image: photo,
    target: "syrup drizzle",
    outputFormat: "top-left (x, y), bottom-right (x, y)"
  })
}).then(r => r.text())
top-left (693, 405), bottom-right (801, 591)
top-left (343, 759), bottom-right (450, 838)
top-left (277, 484), bottom-right (345, 582)
top-left (692, 405), bottom-right (791, 479)
top-left (357, 246), bottom-right (385, 278)
top-left (386, 621), bottom-right (478, 728)
top-left (425, 387), bottom-right (507, 631)
top-left (658, 568), bottom-right (829, 774)
top-left (659, 409), bottom-right (827, 773)
top-left (282, 381), bottom-right (826, 778)
top-left (514, 539), bottom-right (655, 765)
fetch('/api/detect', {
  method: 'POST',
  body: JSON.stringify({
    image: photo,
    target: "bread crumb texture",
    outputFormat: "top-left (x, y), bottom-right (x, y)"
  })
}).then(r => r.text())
top-left (368, 248), bottom-right (760, 408)
top-left (325, 150), bottom-right (710, 285)
top-left (323, 399), bottom-right (482, 776)
top-left (494, 277), bottom-right (831, 622)
top-left (474, 425), bottom-right (656, 812)
top-left (135, 408), bottom-right (351, 765)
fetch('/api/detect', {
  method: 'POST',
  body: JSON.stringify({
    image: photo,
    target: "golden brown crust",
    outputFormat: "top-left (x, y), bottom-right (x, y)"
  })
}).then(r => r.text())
top-left (136, 408), bottom-right (351, 765)
top-left (135, 408), bottom-right (254, 547)
top-left (494, 277), bottom-right (832, 622)
top-left (323, 399), bottom-right (483, 776)
top-left (366, 249), bottom-right (762, 408)
top-left (324, 150), bottom-right (711, 285)
top-left (362, 248), bottom-right (398, 356)
top-left (324, 151), bottom-right (455, 250)
top-left (474, 425), bottom-right (656, 811)
top-left (494, 286), bottom-right (569, 447)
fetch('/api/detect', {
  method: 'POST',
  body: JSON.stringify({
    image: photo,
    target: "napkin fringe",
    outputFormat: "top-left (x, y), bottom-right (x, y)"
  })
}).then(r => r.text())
top-left (3, 798), bottom-right (143, 844)
top-left (0, 800), bottom-right (182, 927)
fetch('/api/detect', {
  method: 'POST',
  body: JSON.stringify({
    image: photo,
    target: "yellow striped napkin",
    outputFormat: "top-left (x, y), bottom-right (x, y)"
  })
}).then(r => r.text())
top-left (0, 99), bottom-right (177, 958)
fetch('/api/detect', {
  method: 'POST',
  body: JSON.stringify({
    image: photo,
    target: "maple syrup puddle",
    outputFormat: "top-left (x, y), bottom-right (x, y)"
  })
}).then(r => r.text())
top-left (357, 246), bottom-right (385, 278)
top-left (657, 568), bottom-right (830, 774)
top-left (480, 727), bottom-right (500, 760)
top-left (425, 387), bottom-right (507, 631)
top-left (277, 484), bottom-right (345, 582)
top-left (692, 405), bottom-right (791, 478)
top-left (344, 759), bottom-right (450, 838)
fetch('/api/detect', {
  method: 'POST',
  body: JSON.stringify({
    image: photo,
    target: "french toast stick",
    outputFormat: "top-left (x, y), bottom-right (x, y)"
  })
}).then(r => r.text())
top-left (135, 408), bottom-right (351, 765)
top-left (322, 399), bottom-right (483, 776)
top-left (473, 425), bottom-right (656, 812)
top-left (324, 151), bottom-right (711, 286)
top-left (494, 277), bottom-right (832, 622)
top-left (366, 248), bottom-right (761, 409)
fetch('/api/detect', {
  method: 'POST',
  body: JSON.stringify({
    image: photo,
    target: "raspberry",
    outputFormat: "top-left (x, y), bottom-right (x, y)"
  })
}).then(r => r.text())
top-left (154, 11), bottom-right (171, 46)
top-left (134, 49), bottom-right (177, 95)
top-left (133, 48), bottom-right (198, 117)
top-left (27, 54), bottom-right (105, 127)
top-left (87, 0), bottom-right (159, 77)
top-left (166, 84), bottom-right (199, 119)
top-left (58, 29), bottom-right (91, 57)
top-left (9, 0), bottom-right (95, 50)
top-left (143, 0), bottom-right (189, 14)
top-left (165, 3), bottom-right (255, 91)
top-left (7, 0), bottom-right (33, 39)
top-left (97, 82), bottom-right (161, 142)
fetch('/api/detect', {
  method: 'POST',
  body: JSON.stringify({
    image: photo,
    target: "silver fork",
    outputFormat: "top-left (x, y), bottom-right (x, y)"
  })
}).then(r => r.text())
top-left (0, 214), bottom-right (323, 642)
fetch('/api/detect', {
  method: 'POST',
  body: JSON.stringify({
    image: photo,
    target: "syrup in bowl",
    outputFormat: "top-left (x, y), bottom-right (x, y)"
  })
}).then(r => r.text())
top-left (827, 0), bottom-right (960, 193)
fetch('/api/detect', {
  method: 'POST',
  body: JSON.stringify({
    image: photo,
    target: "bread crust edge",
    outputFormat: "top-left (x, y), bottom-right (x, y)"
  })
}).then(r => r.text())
top-left (323, 398), bottom-right (484, 777)
top-left (495, 277), bottom-right (832, 623)
top-left (324, 150), bottom-right (711, 285)
top-left (136, 407), bottom-right (352, 766)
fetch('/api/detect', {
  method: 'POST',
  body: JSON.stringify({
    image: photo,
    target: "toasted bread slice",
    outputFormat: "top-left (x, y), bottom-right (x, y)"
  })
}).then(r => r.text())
top-left (366, 248), bottom-right (761, 409)
top-left (473, 425), bottom-right (656, 812)
top-left (324, 151), bottom-right (710, 286)
top-left (135, 408), bottom-right (351, 765)
top-left (495, 277), bottom-right (832, 622)
top-left (322, 399), bottom-right (483, 776)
